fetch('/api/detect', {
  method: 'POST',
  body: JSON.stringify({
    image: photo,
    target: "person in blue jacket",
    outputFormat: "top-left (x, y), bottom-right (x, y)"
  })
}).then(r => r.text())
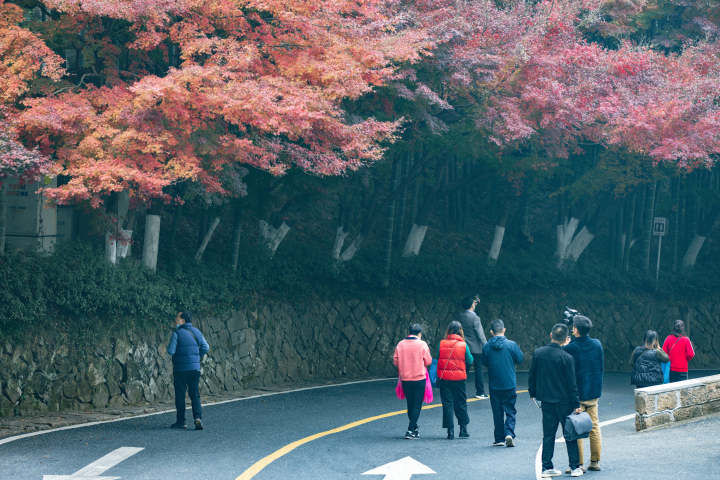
top-left (167, 311), bottom-right (210, 430)
top-left (482, 319), bottom-right (524, 447)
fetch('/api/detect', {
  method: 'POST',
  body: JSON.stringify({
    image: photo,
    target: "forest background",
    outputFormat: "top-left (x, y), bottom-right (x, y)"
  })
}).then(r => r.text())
top-left (1, 0), bottom-right (720, 339)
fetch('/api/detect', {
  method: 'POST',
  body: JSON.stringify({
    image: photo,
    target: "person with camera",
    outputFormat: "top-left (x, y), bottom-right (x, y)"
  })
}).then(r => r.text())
top-left (167, 311), bottom-right (210, 431)
top-left (393, 323), bottom-right (432, 439)
top-left (529, 323), bottom-right (583, 478)
top-left (563, 314), bottom-right (604, 473)
top-left (482, 319), bottom-right (523, 447)
top-left (457, 295), bottom-right (488, 399)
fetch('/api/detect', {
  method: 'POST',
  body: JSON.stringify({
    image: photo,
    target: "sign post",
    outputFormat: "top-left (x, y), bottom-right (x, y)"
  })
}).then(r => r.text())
top-left (652, 217), bottom-right (667, 282)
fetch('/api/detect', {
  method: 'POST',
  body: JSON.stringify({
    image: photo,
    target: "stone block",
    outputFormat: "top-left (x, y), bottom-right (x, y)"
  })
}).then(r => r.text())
top-left (706, 382), bottom-right (720, 402)
top-left (656, 391), bottom-right (678, 411)
top-left (634, 414), bottom-right (645, 431)
top-left (674, 405), bottom-right (703, 421)
top-left (641, 411), bottom-right (673, 429)
top-left (702, 399), bottom-right (720, 415)
top-left (92, 386), bottom-right (109, 408)
top-left (680, 386), bottom-right (708, 406)
top-left (635, 392), bottom-right (650, 415)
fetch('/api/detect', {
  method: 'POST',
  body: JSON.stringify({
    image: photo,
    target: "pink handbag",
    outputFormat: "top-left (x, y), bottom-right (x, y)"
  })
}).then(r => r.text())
top-left (395, 378), bottom-right (405, 399)
top-left (423, 369), bottom-right (434, 403)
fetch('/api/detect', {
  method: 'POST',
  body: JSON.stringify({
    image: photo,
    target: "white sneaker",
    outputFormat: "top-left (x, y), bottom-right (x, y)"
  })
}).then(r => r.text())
top-left (570, 467), bottom-right (584, 477)
top-left (541, 469), bottom-right (562, 477)
top-left (475, 394), bottom-right (489, 399)
top-left (492, 441), bottom-right (505, 446)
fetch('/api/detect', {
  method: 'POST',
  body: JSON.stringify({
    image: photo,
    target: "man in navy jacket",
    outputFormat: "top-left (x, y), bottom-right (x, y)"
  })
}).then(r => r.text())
top-left (563, 315), bottom-right (603, 472)
top-left (482, 319), bottom-right (524, 447)
top-left (167, 311), bottom-right (210, 430)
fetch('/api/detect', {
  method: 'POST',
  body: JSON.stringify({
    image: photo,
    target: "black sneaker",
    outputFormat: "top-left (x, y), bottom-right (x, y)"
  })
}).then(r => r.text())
top-left (411, 429), bottom-right (420, 439)
top-left (170, 422), bottom-right (187, 430)
top-left (459, 426), bottom-right (469, 438)
top-left (194, 419), bottom-right (203, 430)
top-left (447, 428), bottom-right (454, 440)
top-left (404, 430), bottom-right (414, 439)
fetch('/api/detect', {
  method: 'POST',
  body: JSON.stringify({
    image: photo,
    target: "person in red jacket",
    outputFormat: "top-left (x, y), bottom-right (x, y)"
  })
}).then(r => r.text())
top-left (437, 321), bottom-right (474, 439)
top-left (662, 320), bottom-right (695, 382)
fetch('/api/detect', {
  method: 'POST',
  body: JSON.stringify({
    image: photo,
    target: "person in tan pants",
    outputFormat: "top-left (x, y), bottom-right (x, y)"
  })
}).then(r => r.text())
top-left (563, 315), bottom-right (604, 472)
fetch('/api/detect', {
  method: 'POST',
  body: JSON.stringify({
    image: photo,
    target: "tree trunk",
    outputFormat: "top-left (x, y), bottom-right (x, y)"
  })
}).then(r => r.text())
top-left (105, 231), bottom-right (117, 264)
top-left (142, 214), bottom-right (161, 272)
top-left (332, 226), bottom-right (349, 260)
top-left (623, 192), bottom-right (637, 272)
top-left (565, 226), bottom-right (595, 263)
top-left (195, 217), bottom-right (221, 263)
top-left (681, 235), bottom-right (706, 271)
top-left (402, 224), bottom-right (428, 257)
top-left (0, 182), bottom-right (8, 255)
top-left (259, 220), bottom-right (290, 258)
top-left (671, 177), bottom-right (680, 272)
top-left (231, 208), bottom-right (242, 272)
top-left (642, 181), bottom-right (657, 272)
top-left (382, 158), bottom-right (401, 288)
top-left (488, 205), bottom-right (510, 266)
top-left (555, 217), bottom-right (580, 268)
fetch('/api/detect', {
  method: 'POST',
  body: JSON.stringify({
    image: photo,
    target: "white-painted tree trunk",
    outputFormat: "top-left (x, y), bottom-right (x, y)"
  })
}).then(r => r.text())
top-left (105, 232), bottom-right (117, 264)
top-left (402, 224), bottom-right (428, 257)
top-left (566, 226), bottom-right (595, 262)
top-left (259, 220), bottom-right (290, 258)
top-left (332, 226), bottom-right (349, 260)
top-left (340, 235), bottom-right (362, 261)
top-left (117, 229), bottom-right (133, 259)
top-left (556, 217), bottom-right (580, 268)
top-left (487, 225), bottom-right (505, 266)
top-left (142, 214), bottom-right (161, 272)
top-left (682, 234), bottom-right (706, 270)
top-left (195, 217), bottom-right (220, 263)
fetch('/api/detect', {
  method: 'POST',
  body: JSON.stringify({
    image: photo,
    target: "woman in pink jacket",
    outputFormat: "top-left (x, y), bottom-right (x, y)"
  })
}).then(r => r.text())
top-left (393, 323), bottom-right (432, 439)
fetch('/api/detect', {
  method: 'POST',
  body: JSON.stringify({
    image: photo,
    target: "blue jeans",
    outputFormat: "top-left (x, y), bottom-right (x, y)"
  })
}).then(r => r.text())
top-left (173, 370), bottom-right (202, 423)
top-left (490, 388), bottom-right (517, 442)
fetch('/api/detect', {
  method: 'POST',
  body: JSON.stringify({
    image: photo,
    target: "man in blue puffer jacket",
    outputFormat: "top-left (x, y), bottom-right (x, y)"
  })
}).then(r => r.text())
top-left (167, 311), bottom-right (210, 430)
top-left (482, 319), bottom-right (524, 448)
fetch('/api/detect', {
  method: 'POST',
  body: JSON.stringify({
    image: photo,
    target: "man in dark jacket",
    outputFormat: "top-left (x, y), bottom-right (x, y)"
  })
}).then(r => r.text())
top-left (167, 311), bottom-right (210, 430)
top-left (563, 315), bottom-right (604, 472)
top-left (457, 295), bottom-right (488, 398)
top-left (529, 324), bottom-right (582, 478)
top-left (482, 319), bottom-right (523, 447)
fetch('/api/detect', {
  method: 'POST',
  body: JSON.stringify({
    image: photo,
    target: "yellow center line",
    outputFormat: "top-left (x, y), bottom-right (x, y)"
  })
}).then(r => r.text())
top-left (235, 389), bottom-right (529, 480)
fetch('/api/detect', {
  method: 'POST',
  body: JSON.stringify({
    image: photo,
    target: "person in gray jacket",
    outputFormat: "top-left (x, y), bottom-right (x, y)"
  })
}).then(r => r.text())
top-left (457, 295), bottom-right (488, 398)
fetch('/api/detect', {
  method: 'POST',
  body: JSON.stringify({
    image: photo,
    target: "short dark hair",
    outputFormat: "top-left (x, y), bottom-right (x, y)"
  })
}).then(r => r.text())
top-left (551, 323), bottom-right (569, 343)
top-left (179, 311), bottom-right (192, 323)
top-left (573, 315), bottom-right (592, 336)
top-left (461, 295), bottom-right (479, 310)
top-left (490, 319), bottom-right (505, 333)
top-left (672, 319), bottom-right (685, 336)
top-left (409, 323), bottom-right (422, 336)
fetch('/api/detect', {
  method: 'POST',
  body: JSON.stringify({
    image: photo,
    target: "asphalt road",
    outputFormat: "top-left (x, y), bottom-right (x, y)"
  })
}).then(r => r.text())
top-left (1, 372), bottom-right (718, 480)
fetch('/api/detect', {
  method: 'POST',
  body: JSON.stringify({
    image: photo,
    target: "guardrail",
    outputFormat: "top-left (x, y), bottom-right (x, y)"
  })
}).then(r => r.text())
top-left (635, 374), bottom-right (720, 431)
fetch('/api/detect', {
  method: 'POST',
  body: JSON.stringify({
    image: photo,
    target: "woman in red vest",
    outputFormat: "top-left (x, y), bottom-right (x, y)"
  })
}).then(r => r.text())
top-left (438, 320), bottom-right (474, 439)
top-left (662, 319), bottom-right (695, 383)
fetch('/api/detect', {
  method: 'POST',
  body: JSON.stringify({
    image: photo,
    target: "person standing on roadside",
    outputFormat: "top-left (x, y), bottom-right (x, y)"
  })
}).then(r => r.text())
top-left (482, 319), bottom-right (523, 447)
top-left (663, 320), bottom-right (695, 382)
top-left (393, 323), bottom-right (432, 439)
top-left (167, 311), bottom-right (210, 431)
top-left (457, 295), bottom-right (488, 399)
top-left (631, 330), bottom-right (670, 388)
top-left (529, 323), bottom-right (583, 478)
top-left (563, 315), bottom-right (604, 473)
top-left (438, 321), bottom-right (474, 439)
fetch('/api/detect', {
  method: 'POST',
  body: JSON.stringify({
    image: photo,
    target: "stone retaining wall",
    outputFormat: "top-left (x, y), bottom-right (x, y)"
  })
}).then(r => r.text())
top-left (2, 291), bottom-right (719, 417)
top-left (634, 374), bottom-right (720, 430)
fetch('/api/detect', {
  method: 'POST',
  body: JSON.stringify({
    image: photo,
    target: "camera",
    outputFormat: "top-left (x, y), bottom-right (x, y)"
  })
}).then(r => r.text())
top-left (562, 307), bottom-right (580, 329)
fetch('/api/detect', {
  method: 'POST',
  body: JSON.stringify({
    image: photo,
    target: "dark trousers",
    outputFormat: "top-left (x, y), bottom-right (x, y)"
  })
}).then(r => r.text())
top-left (439, 379), bottom-right (469, 429)
top-left (490, 388), bottom-right (517, 442)
top-left (468, 353), bottom-right (485, 395)
top-left (174, 370), bottom-right (202, 423)
top-left (402, 380), bottom-right (425, 431)
top-left (541, 402), bottom-right (579, 470)
top-left (669, 371), bottom-right (688, 382)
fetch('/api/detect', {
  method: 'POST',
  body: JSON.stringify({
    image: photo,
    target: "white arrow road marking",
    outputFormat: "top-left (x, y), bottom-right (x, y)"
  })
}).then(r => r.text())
top-left (363, 456), bottom-right (435, 480)
top-left (43, 447), bottom-right (144, 480)
top-left (534, 413), bottom-right (635, 479)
